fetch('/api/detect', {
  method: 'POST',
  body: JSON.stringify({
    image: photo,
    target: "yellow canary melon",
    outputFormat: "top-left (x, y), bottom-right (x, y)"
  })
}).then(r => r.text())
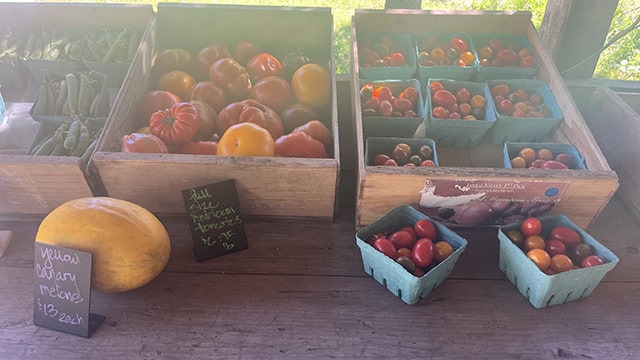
top-left (35, 197), bottom-right (171, 292)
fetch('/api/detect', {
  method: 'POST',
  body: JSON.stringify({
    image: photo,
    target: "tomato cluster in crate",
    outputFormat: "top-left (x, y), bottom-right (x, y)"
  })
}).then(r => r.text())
top-left (360, 81), bottom-right (420, 118)
top-left (357, 33), bottom-right (416, 80)
top-left (497, 215), bottom-right (619, 308)
top-left (370, 140), bottom-right (436, 167)
top-left (125, 43), bottom-right (333, 159)
top-left (489, 82), bottom-right (551, 119)
top-left (417, 34), bottom-right (476, 68)
top-left (355, 205), bottom-right (468, 304)
top-left (429, 79), bottom-right (489, 121)
top-left (472, 34), bottom-right (538, 81)
top-left (505, 143), bottom-right (586, 170)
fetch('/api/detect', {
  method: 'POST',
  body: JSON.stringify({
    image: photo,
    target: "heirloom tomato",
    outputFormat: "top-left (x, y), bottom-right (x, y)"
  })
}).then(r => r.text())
top-left (216, 99), bottom-right (284, 140)
top-left (292, 120), bottom-right (332, 150)
top-left (188, 81), bottom-right (229, 113)
top-left (245, 53), bottom-right (282, 82)
top-left (248, 75), bottom-right (293, 113)
top-left (274, 131), bottom-right (328, 158)
top-left (233, 41), bottom-right (262, 66)
top-left (121, 133), bottom-right (168, 153)
top-left (281, 48), bottom-right (311, 81)
top-left (291, 63), bottom-right (331, 109)
top-left (149, 102), bottom-right (200, 146)
top-left (157, 70), bottom-right (197, 100)
top-left (136, 90), bottom-right (181, 128)
top-left (178, 141), bottom-right (218, 155)
top-left (217, 122), bottom-right (274, 157)
top-left (189, 99), bottom-right (218, 142)
top-left (209, 58), bottom-right (252, 101)
top-left (151, 48), bottom-right (194, 80)
top-left (279, 103), bottom-right (319, 133)
top-left (197, 44), bottom-right (232, 78)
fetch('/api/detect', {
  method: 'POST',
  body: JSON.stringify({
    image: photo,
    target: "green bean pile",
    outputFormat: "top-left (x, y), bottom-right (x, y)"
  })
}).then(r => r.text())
top-left (31, 72), bottom-right (104, 117)
top-left (30, 116), bottom-right (102, 163)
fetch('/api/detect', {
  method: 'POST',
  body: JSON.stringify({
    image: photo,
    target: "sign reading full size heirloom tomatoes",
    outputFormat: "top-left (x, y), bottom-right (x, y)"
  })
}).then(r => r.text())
top-left (182, 179), bottom-right (248, 261)
top-left (419, 178), bottom-right (569, 227)
top-left (33, 243), bottom-right (105, 338)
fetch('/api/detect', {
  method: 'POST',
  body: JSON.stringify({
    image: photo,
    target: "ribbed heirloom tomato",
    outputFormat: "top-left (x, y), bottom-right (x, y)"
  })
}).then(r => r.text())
top-left (217, 122), bottom-right (274, 157)
top-left (149, 102), bottom-right (200, 146)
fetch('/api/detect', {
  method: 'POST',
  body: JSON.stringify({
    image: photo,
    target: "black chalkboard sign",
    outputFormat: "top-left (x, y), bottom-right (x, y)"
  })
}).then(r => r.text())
top-left (182, 179), bottom-right (248, 261)
top-left (33, 243), bottom-right (105, 338)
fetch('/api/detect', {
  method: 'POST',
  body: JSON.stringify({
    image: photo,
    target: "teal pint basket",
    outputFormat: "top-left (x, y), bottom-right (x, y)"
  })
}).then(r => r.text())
top-left (498, 215), bottom-right (619, 308)
top-left (356, 205), bottom-right (467, 305)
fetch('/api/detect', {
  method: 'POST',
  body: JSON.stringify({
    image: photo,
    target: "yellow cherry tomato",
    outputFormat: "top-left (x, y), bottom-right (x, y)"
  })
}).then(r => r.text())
top-left (217, 122), bottom-right (274, 157)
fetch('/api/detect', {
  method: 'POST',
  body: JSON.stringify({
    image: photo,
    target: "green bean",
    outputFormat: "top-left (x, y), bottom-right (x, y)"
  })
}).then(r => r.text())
top-left (64, 118), bottom-right (82, 150)
top-left (71, 121), bottom-right (91, 156)
top-left (65, 73), bottom-right (79, 115)
top-left (77, 74), bottom-right (91, 116)
top-left (55, 79), bottom-right (67, 116)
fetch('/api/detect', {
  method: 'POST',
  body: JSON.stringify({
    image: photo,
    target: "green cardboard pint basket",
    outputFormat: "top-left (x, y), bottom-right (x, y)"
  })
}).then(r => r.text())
top-left (498, 215), bottom-right (619, 308)
top-left (503, 142), bottom-right (587, 170)
top-left (356, 205), bottom-right (467, 304)
top-left (415, 33), bottom-right (478, 83)
top-left (365, 137), bottom-right (439, 167)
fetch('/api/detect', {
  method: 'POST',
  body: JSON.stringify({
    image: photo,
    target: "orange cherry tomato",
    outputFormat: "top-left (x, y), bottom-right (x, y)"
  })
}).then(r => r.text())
top-left (524, 235), bottom-right (546, 252)
top-left (527, 248), bottom-right (551, 271)
top-left (433, 241), bottom-right (454, 262)
top-left (550, 254), bottom-right (574, 273)
top-left (217, 122), bottom-right (274, 157)
top-left (157, 70), bottom-right (197, 100)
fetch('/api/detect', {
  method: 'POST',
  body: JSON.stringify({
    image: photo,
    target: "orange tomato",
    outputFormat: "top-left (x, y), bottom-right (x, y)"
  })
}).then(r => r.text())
top-left (433, 241), bottom-right (454, 262)
top-left (523, 235), bottom-right (546, 251)
top-left (527, 248), bottom-right (551, 271)
top-left (217, 122), bottom-right (274, 157)
top-left (157, 70), bottom-right (197, 100)
top-left (291, 63), bottom-right (331, 109)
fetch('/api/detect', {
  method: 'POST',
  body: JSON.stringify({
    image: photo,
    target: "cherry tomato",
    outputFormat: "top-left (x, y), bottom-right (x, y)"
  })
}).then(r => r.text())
top-left (188, 81), bottom-right (229, 113)
top-left (248, 75), bottom-right (293, 113)
top-left (397, 247), bottom-right (412, 259)
top-left (524, 235), bottom-right (546, 252)
top-left (292, 120), bottom-right (332, 150)
top-left (157, 70), bottom-right (197, 100)
top-left (456, 87), bottom-right (471, 104)
top-left (506, 229), bottom-right (524, 247)
top-left (274, 131), bottom-right (328, 158)
top-left (373, 237), bottom-right (398, 259)
top-left (399, 86), bottom-right (419, 104)
top-left (469, 94), bottom-right (487, 109)
top-left (149, 102), bottom-right (200, 146)
top-left (581, 255), bottom-right (605, 268)
top-left (414, 219), bottom-right (437, 240)
top-left (411, 238), bottom-right (434, 267)
top-left (136, 90), bottom-right (182, 128)
top-left (545, 238), bottom-right (567, 257)
top-left (245, 53), bottom-right (282, 82)
top-left (189, 99), bottom-right (218, 142)
top-left (550, 254), bottom-right (574, 273)
top-left (399, 226), bottom-right (418, 245)
top-left (121, 133), bottom-right (168, 153)
top-left (433, 241), bottom-right (454, 262)
top-left (450, 37), bottom-right (468, 53)
top-left (388, 230), bottom-right (414, 249)
top-left (520, 217), bottom-right (542, 237)
top-left (151, 48), bottom-right (194, 81)
top-left (291, 63), bottom-right (331, 109)
top-left (429, 81), bottom-right (444, 92)
top-left (208, 58), bottom-right (252, 101)
top-left (216, 99), bottom-right (284, 140)
top-left (217, 122), bottom-right (274, 157)
top-left (432, 89), bottom-right (457, 107)
top-left (178, 141), bottom-right (218, 155)
top-left (491, 84), bottom-right (511, 98)
top-left (432, 106), bottom-right (449, 119)
top-left (232, 41), bottom-right (262, 66)
top-left (550, 226), bottom-right (582, 247)
top-left (527, 248), bottom-right (550, 270)
top-left (568, 243), bottom-right (594, 265)
top-left (197, 44), bottom-right (232, 78)
top-left (373, 86), bottom-right (393, 101)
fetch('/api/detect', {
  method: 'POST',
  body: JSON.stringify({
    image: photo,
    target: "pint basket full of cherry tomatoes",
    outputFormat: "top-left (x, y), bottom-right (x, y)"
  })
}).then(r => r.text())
top-left (415, 33), bottom-right (478, 83)
top-left (497, 215), bottom-right (619, 308)
top-left (471, 33), bottom-right (538, 81)
top-left (357, 33), bottom-right (417, 81)
top-left (503, 142), bottom-right (587, 170)
top-left (355, 204), bottom-right (468, 305)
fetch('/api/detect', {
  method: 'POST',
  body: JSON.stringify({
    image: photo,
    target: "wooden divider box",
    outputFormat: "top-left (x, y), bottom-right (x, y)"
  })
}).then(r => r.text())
top-left (91, 4), bottom-right (340, 220)
top-left (351, 10), bottom-right (618, 229)
top-left (0, 3), bottom-right (153, 218)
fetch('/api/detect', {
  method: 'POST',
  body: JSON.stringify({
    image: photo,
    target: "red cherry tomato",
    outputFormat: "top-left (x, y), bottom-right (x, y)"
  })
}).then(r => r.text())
top-left (374, 237), bottom-right (398, 259)
top-left (414, 219), bottom-right (437, 240)
top-left (431, 89), bottom-right (457, 107)
top-left (545, 238), bottom-right (567, 257)
top-left (581, 255), bottom-right (605, 267)
top-left (411, 238), bottom-right (434, 267)
top-left (520, 217), bottom-right (542, 237)
top-left (399, 226), bottom-right (418, 244)
top-left (550, 226), bottom-right (582, 247)
top-left (388, 230), bottom-right (415, 249)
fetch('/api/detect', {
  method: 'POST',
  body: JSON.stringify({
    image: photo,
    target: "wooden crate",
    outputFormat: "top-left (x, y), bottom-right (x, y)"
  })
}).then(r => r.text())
top-left (351, 10), bottom-right (618, 229)
top-left (91, 4), bottom-right (340, 221)
top-left (568, 83), bottom-right (640, 221)
top-left (0, 3), bottom-right (153, 218)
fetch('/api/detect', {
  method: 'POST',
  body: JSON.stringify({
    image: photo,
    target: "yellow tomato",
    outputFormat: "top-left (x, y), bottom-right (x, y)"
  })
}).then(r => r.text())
top-left (157, 70), bottom-right (197, 100)
top-left (217, 122), bottom-right (274, 157)
top-left (291, 63), bottom-right (331, 109)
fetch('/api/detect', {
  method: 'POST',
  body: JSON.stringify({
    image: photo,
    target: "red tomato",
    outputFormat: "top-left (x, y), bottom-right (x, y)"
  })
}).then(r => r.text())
top-left (279, 103), bottom-right (319, 133)
top-left (374, 237), bottom-right (398, 259)
top-left (399, 225), bottom-right (418, 244)
top-left (216, 99), bottom-right (284, 140)
top-left (151, 48), bottom-right (194, 80)
top-left (178, 141), bottom-right (218, 155)
top-left (136, 90), bottom-right (181, 128)
top-left (399, 86), bottom-right (419, 104)
top-left (248, 75), bottom-right (293, 113)
top-left (292, 120), bottom-right (332, 150)
top-left (209, 58), bottom-right (252, 101)
top-left (432, 89), bottom-right (457, 107)
top-left (373, 86), bottom-right (393, 101)
top-left (274, 131), bottom-right (328, 158)
top-left (545, 238), bottom-right (567, 257)
top-left (388, 230), bottom-right (414, 249)
top-left (411, 238), bottom-right (434, 267)
top-left (414, 219), bottom-right (436, 240)
top-left (189, 99), bottom-right (218, 142)
top-left (197, 44), bottom-right (232, 79)
top-left (245, 52), bottom-right (282, 82)
top-left (456, 87), bottom-right (471, 103)
top-left (149, 102), bottom-right (200, 146)
top-left (581, 255), bottom-right (605, 267)
top-left (188, 81), bottom-right (229, 113)
top-left (520, 217), bottom-right (542, 237)
top-left (121, 133), bottom-right (168, 153)
top-left (233, 41), bottom-right (262, 66)
top-left (450, 37), bottom-right (468, 53)
top-left (550, 226), bottom-right (582, 247)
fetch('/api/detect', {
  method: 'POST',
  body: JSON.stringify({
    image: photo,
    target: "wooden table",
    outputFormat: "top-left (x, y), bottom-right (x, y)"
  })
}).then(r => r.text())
top-left (1, 187), bottom-right (639, 359)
